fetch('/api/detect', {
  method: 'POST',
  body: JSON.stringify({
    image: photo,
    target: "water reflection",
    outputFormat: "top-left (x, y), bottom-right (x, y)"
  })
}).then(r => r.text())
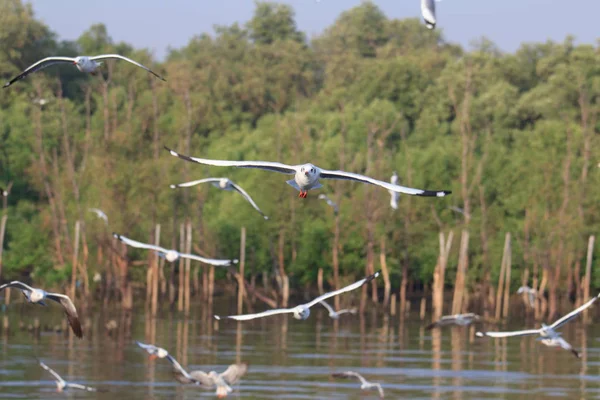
top-left (0, 299), bottom-right (598, 399)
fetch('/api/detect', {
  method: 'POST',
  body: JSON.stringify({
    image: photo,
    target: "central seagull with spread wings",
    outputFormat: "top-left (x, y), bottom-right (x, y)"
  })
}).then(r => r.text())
top-left (477, 294), bottom-right (600, 358)
top-left (39, 360), bottom-right (101, 392)
top-left (0, 281), bottom-right (82, 338)
top-left (165, 146), bottom-right (451, 199)
top-left (332, 371), bottom-right (384, 398)
top-left (215, 272), bottom-right (379, 321)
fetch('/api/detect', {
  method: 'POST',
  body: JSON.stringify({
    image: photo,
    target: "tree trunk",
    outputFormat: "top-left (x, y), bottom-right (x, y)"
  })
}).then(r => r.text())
top-left (70, 221), bottom-right (80, 300)
top-left (501, 233), bottom-right (512, 318)
top-left (332, 214), bottom-right (340, 310)
top-left (151, 224), bottom-right (161, 316)
top-left (452, 230), bottom-right (469, 314)
top-left (432, 231), bottom-right (454, 321)
top-left (583, 235), bottom-right (595, 321)
top-left (237, 227), bottom-right (246, 314)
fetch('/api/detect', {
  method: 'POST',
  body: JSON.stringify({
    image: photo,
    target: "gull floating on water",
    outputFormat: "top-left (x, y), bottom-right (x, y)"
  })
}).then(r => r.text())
top-left (4, 54), bottom-right (165, 88)
top-left (332, 371), bottom-right (384, 398)
top-left (165, 147), bottom-right (451, 199)
top-left (215, 272), bottom-right (379, 321)
top-left (170, 177), bottom-right (268, 220)
top-left (0, 281), bottom-right (82, 338)
top-left (318, 194), bottom-right (339, 215)
top-left (476, 294), bottom-right (600, 358)
top-left (426, 313), bottom-right (481, 330)
top-left (114, 233), bottom-right (237, 267)
top-left (319, 300), bottom-right (357, 320)
top-left (39, 360), bottom-right (100, 392)
top-left (517, 286), bottom-right (537, 308)
top-left (88, 208), bottom-right (108, 224)
top-left (389, 171), bottom-right (399, 210)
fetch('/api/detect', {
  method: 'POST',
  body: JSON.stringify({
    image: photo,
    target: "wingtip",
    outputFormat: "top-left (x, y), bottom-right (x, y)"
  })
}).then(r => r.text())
top-left (3, 82), bottom-right (10, 88)
top-left (438, 190), bottom-right (452, 197)
top-left (169, 184), bottom-right (177, 189)
top-left (475, 332), bottom-right (484, 337)
top-left (264, 215), bottom-right (270, 220)
top-left (232, 259), bottom-right (239, 264)
top-left (214, 315), bottom-right (221, 320)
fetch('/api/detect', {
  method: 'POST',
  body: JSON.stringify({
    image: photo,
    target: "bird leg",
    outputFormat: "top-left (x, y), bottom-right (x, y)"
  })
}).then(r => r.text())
top-left (297, 190), bottom-right (308, 198)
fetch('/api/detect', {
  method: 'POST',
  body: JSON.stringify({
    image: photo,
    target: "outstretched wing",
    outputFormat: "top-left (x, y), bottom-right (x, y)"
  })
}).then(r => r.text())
top-left (88, 208), bottom-right (108, 223)
top-left (318, 300), bottom-right (335, 314)
top-left (186, 370), bottom-right (214, 387)
top-left (169, 178), bottom-right (221, 189)
top-left (135, 340), bottom-right (158, 353)
top-left (90, 54), bottom-right (165, 81)
top-left (304, 272), bottom-right (380, 309)
top-left (165, 146), bottom-right (297, 174)
top-left (165, 354), bottom-right (195, 382)
top-left (0, 280), bottom-right (36, 293)
top-left (215, 308), bottom-right (293, 321)
top-left (46, 293), bottom-right (83, 339)
top-left (178, 252), bottom-right (237, 267)
top-left (113, 233), bottom-right (169, 253)
top-left (4, 57), bottom-right (75, 88)
top-left (229, 181), bottom-right (269, 220)
top-left (319, 169), bottom-right (450, 197)
top-left (67, 383), bottom-right (98, 392)
top-left (421, 0), bottom-right (436, 29)
top-left (220, 363), bottom-right (248, 384)
top-left (476, 329), bottom-right (541, 338)
top-left (39, 361), bottom-right (64, 384)
top-left (551, 294), bottom-right (600, 330)
top-left (332, 371), bottom-right (368, 385)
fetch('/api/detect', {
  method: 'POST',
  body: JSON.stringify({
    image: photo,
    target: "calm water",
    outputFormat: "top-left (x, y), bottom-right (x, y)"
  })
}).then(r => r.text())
top-left (1, 299), bottom-right (599, 399)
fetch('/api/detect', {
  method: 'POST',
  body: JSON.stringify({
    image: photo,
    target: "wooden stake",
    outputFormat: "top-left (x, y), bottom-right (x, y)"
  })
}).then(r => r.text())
top-left (495, 232), bottom-right (509, 320)
top-left (237, 227), bottom-right (246, 315)
top-left (420, 297), bottom-right (426, 320)
top-left (70, 221), bottom-right (80, 300)
top-left (317, 268), bottom-right (324, 296)
top-left (151, 224), bottom-right (161, 316)
top-left (390, 293), bottom-right (397, 316)
top-left (502, 233), bottom-right (512, 318)
top-left (452, 229), bottom-right (470, 314)
top-left (177, 223), bottom-right (185, 312)
top-left (184, 221), bottom-right (192, 315)
top-left (432, 231), bottom-right (454, 321)
top-left (380, 237), bottom-right (391, 306)
top-left (584, 235), bottom-right (595, 321)
top-left (0, 214), bottom-right (7, 282)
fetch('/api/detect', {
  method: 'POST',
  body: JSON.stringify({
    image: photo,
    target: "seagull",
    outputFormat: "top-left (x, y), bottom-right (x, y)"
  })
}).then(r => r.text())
top-left (0, 281), bottom-right (82, 338)
top-left (215, 272), bottom-right (379, 321)
top-left (332, 371), bottom-right (384, 398)
top-left (3, 54), bottom-right (165, 88)
top-left (517, 286), bottom-right (537, 308)
top-left (476, 294), bottom-right (600, 358)
top-left (170, 177), bottom-right (268, 220)
top-left (318, 194), bottom-right (339, 215)
top-left (113, 233), bottom-right (237, 267)
top-left (318, 300), bottom-right (357, 320)
top-left (165, 147), bottom-right (451, 199)
top-left (88, 208), bottom-right (108, 224)
top-left (173, 363), bottom-right (248, 398)
top-left (0, 187), bottom-right (8, 197)
top-left (421, 0), bottom-right (436, 29)
top-left (135, 341), bottom-right (199, 382)
top-left (39, 360), bottom-right (100, 392)
top-left (426, 313), bottom-right (481, 330)
top-left (389, 171), bottom-right (399, 210)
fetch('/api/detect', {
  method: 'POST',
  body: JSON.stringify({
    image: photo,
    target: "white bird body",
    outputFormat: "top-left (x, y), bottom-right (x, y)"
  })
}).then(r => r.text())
top-left (332, 371), bottom-right (384, 398)
top-left (165, 147), bottom-right (451, 199)
top-left (215, 272), bottom-right (379, 321)
top-left (476, 294), bottom-right (600, 357)
top-left (114, 233), bottom-right (237, 267)
top-left (171, 177), bottom-right (269, 219)
top-left (4, 54), bottom-right (165, 88)
top-left (0, 281), bottom-right (82, 338)
top-left (421, 0), bottom-right (437, 29)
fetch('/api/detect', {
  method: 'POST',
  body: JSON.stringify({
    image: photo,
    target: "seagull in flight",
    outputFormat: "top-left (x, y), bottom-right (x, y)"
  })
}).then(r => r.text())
top-left (39, 360), bottom-right (100, 392)
top-left (0, 281), bottom-right (82, 338)
top-left (517, 286), bottom-right (537, 308)
top-left (215, 272), bottom-right (379, 321)
top-left (113, 233), bottom-right (237, 267)
top-left (426, 313), bottom-right (481, 330)
top-left (476, 294), bottom-right (600, 358)
top-left (318, 194), bottom-right (339, 215)
top-left (4, 54), bottom-right (165, 88)
top-left (165, 147), bottom-right (451, 199)
top-left (170, 177), bottom-right (268, 220)
top-left (389, 171), bottom-right (400, 210)
top-left (88, 208), bottom-right (108, 224)
top-left (332, 371), bottom-right (384, 398)
top-left (421, 0), bottom-right (437, 29)
top-left (319, 300), bottom-right (357, 320)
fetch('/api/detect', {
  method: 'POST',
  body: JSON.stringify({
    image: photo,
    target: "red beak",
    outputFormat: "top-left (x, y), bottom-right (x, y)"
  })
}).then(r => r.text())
top-left (304, 171), bottom-right (309, 176)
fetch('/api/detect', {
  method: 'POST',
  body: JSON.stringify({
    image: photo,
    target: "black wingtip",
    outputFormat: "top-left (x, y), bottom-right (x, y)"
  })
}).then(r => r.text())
top-left (418, 190), bottom-right (452, 197)
top-left (2, 82), bottom-right (10, 88)
top-left (572, 349), bottom-right (581, 358)
top-left (425, 323), bottom-right (436, 330)
top-left (112, 232), bottom-right (121, 240)
top-left (365, 270), bottom-right (381, 283)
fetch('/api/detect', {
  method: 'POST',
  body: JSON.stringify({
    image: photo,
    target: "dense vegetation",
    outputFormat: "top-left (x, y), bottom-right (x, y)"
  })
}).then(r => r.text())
top-left (0, 0), bottom-right (598, 315)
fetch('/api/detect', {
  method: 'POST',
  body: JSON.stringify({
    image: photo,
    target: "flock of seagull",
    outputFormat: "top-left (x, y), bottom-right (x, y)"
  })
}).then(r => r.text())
top-left (1, 2), bottom-right (596, 398)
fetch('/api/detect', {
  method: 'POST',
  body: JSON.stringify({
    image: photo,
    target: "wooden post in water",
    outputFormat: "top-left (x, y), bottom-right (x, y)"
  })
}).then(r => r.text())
top-left (432, 231), bottom-right (454, 321)
top-left (151, 224), bottom-right (161, 316)
top-left (390, 293), bottom-right (396, 316)
top-left (177, 223), bottom-right (185, 312)
top-left (451, 230), bottom-right (470, 314)
top-left (380, 237), bottom-right (391, 307)
top-left (583, 235), bottom-right (595, 322)
top-left (317, 268), bottom-right (324, 296)
top-left (501, 233), bottom-right (512, 318)
top-left (237, 227), bottom-right (246, 315)
top-left (495, 232), bottom-right (509, 320)
top-left (184, 221), bottom-right (192, 315)
top-left (419, 297), bottom-right (426, 320)
top-left (70, 221), bottom-right (80, 300)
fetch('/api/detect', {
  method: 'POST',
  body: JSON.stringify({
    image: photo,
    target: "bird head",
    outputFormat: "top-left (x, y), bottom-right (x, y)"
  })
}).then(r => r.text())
top-left (293, 306), bottom-right (310, 320)
top-left (300, 164), bottom-right (317, 179)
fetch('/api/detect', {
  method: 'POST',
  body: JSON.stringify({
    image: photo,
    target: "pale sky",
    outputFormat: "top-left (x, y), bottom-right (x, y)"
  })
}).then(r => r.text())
top-left (28, 0), bottom-right (599, 60)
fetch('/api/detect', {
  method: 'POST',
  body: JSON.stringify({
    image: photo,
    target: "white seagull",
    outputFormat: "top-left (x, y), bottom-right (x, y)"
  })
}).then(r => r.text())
top-left (165, 147), bottom-right (451, 199)
top-left (332, 371), bottom-right (384, 398)
top-left (426, 313), bottom-right (481, 330)
top-left (318, 194), bottom-right (339, 215)
top-left (389, 171), bottom-right (399, 210)
top-left (421, 0), bottom-right (437, 29)
top-left (4, 54), bottom-right (165, 88)
top-left (476, 294), bottom-right (600, 358)
top-left (215, 272), bottom-right (379, 321)
top-left (39, 360), bottom-right (100, 392)
top-left (88, 208), bottom-right (108, 224)
top-left (517, 285), bottom-right (537, 308)
top-left (0, 281), bottom-right (82, 338)
top-left (113, 233), bottom-right (237, 267)
top-left (170, 177), bottom-right (268, 220)
top-left (319, 300), bottom-right (357, 320)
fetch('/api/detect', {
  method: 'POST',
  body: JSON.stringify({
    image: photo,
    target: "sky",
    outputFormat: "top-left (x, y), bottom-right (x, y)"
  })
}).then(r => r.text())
top-left (28, 0), bottom-right (600, 60)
